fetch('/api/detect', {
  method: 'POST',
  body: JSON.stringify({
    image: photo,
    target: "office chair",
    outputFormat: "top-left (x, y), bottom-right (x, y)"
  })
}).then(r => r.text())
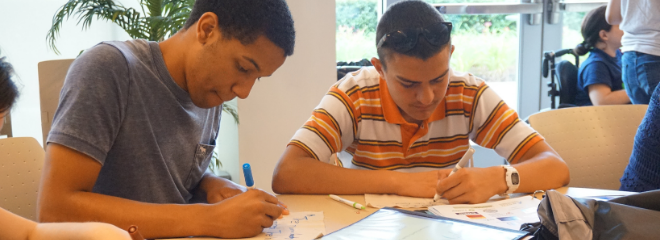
top-left (528, 105), bottom-right (648, 190)
top-left (0, 137), bottom-right (45, 221)
top-left (542, 49), bottom-right (580, 109)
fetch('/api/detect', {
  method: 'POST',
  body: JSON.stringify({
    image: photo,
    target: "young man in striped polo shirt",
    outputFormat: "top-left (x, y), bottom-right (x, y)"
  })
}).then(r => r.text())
top-left (273, 0), bottom-right (569, 204)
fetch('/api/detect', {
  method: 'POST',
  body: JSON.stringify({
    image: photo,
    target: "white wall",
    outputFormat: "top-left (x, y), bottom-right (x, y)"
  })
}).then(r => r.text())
top-left (0, 0), bottom-right (134, 146)
top-left (237, 0), bottom-right (336, 191)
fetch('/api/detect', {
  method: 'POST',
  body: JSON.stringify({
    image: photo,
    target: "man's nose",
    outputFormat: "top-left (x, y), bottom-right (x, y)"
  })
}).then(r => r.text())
top-left (417, 85), bottom-right (434, 105)
top-left (234, 78), bottom-right (258, 99)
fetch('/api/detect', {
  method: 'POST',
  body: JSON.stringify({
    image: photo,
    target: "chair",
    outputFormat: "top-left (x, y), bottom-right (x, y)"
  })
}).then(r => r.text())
top-left (555, 60), bottom-right (578, 108)
top-left (542, 49), bottom-right (580, 109)
top-left (0, 112), bottom-right (13, 137)
top-left (0, 137), bottom-right (45, 221)
top-left (528, 105), bottom-right (648, 190)
top-left (38, 59), bottom-right (75, 144)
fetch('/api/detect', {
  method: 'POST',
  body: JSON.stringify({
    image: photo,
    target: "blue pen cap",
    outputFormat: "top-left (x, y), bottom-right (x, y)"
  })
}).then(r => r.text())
top-left (242, 163), bottom-right (254, 187)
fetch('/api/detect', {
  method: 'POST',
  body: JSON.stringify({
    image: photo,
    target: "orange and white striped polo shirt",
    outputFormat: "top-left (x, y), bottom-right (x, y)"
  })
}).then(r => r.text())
top-left (289, 67), bottom-right (543, 172)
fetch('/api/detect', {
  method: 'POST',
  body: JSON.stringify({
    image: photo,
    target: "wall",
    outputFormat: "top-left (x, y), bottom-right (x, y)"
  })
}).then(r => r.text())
top-left (237, 0), bottom-right (336, 191)
top-left (0, 0), bottom-right (134, 146)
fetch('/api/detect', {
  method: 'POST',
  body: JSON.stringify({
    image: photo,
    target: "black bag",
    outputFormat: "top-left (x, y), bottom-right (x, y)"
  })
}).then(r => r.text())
top-left (527, 190), bottom-right (660, 240)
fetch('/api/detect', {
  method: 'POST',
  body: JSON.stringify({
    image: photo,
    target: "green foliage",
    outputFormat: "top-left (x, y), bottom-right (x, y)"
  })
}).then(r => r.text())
top-left (451, 31), bottom-right (518, 82)
top-left (336, 26), bottom-right (377, 62)
top-left (444, 14), bottom-right (517, 34)
top-left (336, 0), bottom-right (378, 34)
top-left (208, 150), bottom-right (223, 174)
top-left (47, 0), bottom-right (195, 55)
top-left (336, 0), bottom-right (519, 62)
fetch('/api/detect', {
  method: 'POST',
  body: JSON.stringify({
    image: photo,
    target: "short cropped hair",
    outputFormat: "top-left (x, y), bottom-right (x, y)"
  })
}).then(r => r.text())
top-left (376, 0), bottom-right (448, 68)
top-left (0, 52), bottom-right (19, 113)
top-left (184, 0), bottom-right (296, 56)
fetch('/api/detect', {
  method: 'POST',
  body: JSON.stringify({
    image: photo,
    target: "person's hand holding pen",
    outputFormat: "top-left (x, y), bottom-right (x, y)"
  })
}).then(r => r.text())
top-left (435, 148), bottom-right (510, 204)
top-left (191, 163), bottom-right (288, 238)
top-left (198, 166), bottom-right (289, 216)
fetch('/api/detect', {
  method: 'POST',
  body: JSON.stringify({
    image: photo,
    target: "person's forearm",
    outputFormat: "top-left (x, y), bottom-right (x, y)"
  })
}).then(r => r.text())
top-left (0, 208), bottom-right (37, 239)
top-left (606, 0), bottom-right (622, 25)
top-left (272, 147), bottom-right (406, 195)
top-left (29, 222), bottom-right (131, 240)
top-left (592, 90), bottom-right (630, 105)
top-left (38, 191), bottom-right (207, 239)
top-left (512, 152), bottom-right (570, 193)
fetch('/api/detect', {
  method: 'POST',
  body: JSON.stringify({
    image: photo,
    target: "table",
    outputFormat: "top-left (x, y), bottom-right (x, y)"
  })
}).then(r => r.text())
top-left (277, 187), bottom-right (632, 234)
top-left (165, 187), bottom-right (632, 239)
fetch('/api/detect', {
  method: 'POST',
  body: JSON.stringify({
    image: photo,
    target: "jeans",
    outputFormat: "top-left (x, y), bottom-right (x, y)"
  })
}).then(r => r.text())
top-left (622, 51), bottom-right (660, 104)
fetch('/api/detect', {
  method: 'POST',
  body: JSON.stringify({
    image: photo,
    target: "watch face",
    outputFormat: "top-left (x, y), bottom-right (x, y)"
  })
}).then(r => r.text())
top-left (511, 172), bottom-right (520, 185)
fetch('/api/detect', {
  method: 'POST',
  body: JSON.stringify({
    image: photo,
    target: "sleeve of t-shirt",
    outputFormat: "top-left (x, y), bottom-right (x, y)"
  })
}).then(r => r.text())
top-left (468, 82), bottom-right (544, 164)
top-left (46, 43), bottom-right (129, 165)
top-left (287, 82), bottom-right (359, 164)
top-left (580, 62), bottom-right (614, 90)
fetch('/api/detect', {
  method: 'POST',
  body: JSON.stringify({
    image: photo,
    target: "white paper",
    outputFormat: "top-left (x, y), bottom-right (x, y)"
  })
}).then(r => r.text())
top-left (364, 194), bottom-right (449, 208)
top-left (225, 212), bottom-right (325, 240)
top-left (428, 196), bottom-right (541, 230)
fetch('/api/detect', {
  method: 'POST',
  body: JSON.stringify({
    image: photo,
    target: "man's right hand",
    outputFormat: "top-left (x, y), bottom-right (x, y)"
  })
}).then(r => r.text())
top-left (204, 189), bottom-right (285, 238)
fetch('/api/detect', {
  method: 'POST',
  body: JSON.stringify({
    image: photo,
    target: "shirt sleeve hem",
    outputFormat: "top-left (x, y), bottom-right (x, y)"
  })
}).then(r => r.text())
top-left (47, 132), bottom-right (107, 165)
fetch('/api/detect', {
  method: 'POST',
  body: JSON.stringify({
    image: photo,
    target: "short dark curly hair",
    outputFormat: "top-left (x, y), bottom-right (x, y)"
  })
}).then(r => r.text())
top-left (184, 0), bottom-right (296, 56)
top-left (0, 52), bottom-right (19, 113)
top-left (376, 0), bottom-right (448, 68)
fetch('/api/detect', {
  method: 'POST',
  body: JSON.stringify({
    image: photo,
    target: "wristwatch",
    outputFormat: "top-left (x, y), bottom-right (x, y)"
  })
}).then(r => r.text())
top-left (502, 165), bottom-right (520, 194)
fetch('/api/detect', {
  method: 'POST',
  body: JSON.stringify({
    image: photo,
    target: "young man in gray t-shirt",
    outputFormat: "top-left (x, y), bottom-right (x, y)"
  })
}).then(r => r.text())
top-left (37, 0), bottom-right (296, 239)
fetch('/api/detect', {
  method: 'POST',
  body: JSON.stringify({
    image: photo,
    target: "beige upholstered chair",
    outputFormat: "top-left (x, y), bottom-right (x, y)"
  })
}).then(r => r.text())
top-left (38, 59), bottom-right (75, 145)
top-left (0, 137), bottom-right (45, 221)
top-left (528, 105), bottom-right (648, 190)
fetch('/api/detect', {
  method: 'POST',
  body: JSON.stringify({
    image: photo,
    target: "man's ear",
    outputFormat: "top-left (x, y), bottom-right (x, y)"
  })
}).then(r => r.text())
top-left (371, 57), bottom-right (386, 78)
top-left (450, 44), bottom-right (455, 56)
top-left (196, 12), bottom-right (220, 45)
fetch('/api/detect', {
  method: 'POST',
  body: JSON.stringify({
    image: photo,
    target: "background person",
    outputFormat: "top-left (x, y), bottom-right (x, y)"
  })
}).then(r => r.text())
top-left (574, 5), bottom-right (629, 106)
top-left (620, 84), bottom-right (660, 192)
top-left (606, 0), bottom-right (660, 104)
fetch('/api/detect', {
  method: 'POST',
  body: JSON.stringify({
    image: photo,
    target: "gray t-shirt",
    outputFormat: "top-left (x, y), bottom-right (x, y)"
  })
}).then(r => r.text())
top-left (48, 40), bottom-right (222, 204)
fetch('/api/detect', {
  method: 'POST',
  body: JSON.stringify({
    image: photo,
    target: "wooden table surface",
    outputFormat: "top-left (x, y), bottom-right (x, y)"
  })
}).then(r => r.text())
top-left (163, 187), bottom-right (632, 239)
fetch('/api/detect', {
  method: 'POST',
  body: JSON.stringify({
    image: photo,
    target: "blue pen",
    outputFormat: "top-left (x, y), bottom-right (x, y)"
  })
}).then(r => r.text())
top-left (243, 163), bottom-right (255, 189)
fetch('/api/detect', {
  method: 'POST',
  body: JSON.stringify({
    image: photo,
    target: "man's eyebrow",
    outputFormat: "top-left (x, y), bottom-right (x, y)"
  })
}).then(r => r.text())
top-left (396, 69), bottom-right (450, 83)
top-left (243, 56), bottom-right (261, 72)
